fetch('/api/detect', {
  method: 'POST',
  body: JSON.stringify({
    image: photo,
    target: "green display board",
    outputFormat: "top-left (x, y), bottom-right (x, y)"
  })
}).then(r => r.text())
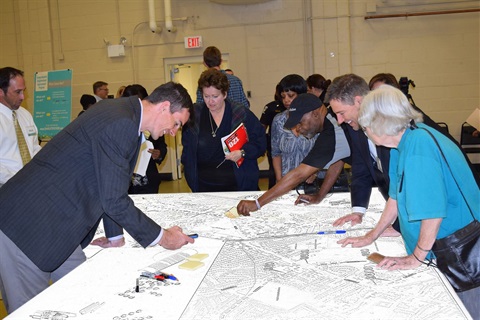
top-left (34, 69), bottom-right (72, 140)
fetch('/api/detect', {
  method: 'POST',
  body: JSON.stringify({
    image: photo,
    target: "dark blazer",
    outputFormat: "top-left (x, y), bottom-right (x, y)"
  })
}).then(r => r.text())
top-left (181, 100), bottom-right (266, 192)
top-left (0, 97), bottom-right (162, 272)
top-left (95, 135), bottom-right (168, 244)
top-left (348, 125), bottom-right (390, 208)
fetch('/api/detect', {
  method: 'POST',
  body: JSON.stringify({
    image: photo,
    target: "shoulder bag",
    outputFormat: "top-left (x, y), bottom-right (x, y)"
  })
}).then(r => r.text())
top-left (416, 125), bottom-right (480, 292)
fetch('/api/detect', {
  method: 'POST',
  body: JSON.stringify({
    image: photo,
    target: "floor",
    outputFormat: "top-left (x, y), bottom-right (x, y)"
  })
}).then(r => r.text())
top-left (0, 177), bottom-right (270, 319)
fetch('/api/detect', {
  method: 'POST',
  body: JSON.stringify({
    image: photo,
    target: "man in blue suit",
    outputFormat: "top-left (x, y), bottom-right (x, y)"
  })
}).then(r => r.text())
top-left (0, 81), bottom-right (195, 313)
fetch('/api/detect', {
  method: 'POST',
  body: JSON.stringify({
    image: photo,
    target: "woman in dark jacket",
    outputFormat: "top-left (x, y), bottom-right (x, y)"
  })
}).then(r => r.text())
top-left (182, 69), bottom-right (266, 192)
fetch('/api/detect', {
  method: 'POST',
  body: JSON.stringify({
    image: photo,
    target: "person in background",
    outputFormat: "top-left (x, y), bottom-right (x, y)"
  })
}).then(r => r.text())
top-left (93, 81), bottom-right (109, 102)
top-left (0, 67), bottom-right (42, 188)
top-left (225, 68), bottom-right (234, 75)
top-left (0, 81), bottom-right (194, 314)
top-left (116, 85), bottom-right (126, 98)
top-left (78, 94), bottom-right (96, 117)
top-left (196, 46), bottom-right (250, 108)
top-left (306, 73), bottom-right (332, 104)
top-left (123, 84), bottom-right (168, 194)
top-left (271, 74), bottom-right (321, 185)
top-left (182, 68), bottom-right (266, 192)
top-left (338, 85), bottom-right (480, 318)
top-left (237, 93), bottom-right (350, 215)
top-left (260, 83), bottom-right (286, 188)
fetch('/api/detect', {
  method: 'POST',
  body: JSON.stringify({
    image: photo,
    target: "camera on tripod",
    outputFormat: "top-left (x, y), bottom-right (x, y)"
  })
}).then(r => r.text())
top-left (399, 77), bottom-right (416, 96)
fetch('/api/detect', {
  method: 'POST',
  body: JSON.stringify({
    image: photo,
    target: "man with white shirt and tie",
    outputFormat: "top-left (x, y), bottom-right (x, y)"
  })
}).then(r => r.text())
top-left (0, 67), bottom-right (41, 188)
top-left (92, 80), bottom-right (109, 102)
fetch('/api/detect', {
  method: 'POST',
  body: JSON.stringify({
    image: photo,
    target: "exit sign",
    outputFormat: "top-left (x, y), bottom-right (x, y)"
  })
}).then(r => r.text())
top-left (184, 36), bottom-right (203, 49)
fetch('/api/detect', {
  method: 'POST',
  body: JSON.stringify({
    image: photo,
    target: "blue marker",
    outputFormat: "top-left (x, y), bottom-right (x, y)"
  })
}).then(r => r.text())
top-left (317, 230), bottom-right (347, 235)
top-left (188, 233), bottom-right (198, 239)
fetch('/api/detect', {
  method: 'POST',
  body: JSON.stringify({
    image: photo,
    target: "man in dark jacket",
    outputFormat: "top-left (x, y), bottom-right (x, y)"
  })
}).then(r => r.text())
top-left (0, 82), bottom-right (194, 313)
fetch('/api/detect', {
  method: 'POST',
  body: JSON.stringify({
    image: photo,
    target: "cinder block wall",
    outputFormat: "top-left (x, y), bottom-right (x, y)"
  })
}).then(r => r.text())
top-left (1, 0), bottom-right (479, 172)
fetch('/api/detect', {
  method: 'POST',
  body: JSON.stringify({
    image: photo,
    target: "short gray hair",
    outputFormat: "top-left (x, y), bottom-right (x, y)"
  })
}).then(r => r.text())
top-left (358, 85), bottom-right (423, 136)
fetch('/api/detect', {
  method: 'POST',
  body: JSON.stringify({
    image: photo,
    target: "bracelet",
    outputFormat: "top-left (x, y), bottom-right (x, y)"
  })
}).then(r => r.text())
top-left (416, 244), bottom-right (431, 252)
top-left (255, 199), bottom-right (261, 210)
top-left (412, 252), bottom-right (425, 264)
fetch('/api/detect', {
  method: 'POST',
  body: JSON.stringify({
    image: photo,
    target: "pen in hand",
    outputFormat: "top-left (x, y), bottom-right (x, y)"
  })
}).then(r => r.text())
top-left (216, 158), bottom-right (227, 168)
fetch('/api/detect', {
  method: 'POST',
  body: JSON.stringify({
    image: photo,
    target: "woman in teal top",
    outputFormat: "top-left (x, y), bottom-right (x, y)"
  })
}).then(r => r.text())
top-left (338, 85), bottom-right (479, 318)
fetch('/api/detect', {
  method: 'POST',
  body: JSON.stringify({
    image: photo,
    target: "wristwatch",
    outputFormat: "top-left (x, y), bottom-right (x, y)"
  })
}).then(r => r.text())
top-left (240, 149), bottom-right (246, 158)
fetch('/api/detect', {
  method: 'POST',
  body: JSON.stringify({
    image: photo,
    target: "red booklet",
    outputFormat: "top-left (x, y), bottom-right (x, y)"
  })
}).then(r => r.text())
top-left (221, 123), bottom-right (249, 168)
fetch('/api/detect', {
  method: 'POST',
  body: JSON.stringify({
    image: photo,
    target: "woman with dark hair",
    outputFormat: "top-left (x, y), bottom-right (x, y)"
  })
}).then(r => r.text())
top-left (181, 69), bottom-right (266, 192)
top-left (368, 73), bottom-right (399, 90)
top-left (306, 74), bottom-right (332, 104)
top-left (271, 74), bottom-right (321, 185)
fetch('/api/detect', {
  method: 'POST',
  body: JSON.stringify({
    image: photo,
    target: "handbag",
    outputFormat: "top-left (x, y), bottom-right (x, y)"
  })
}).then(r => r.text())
top-left (432, 220), bottom-right (480, 292)
top-left (416, 126), bottom-right (480, 292)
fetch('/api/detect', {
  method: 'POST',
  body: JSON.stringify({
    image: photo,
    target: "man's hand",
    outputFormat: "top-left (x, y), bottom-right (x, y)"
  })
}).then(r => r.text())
top-left (91, 236), bottom-right (125, 248)
top-left (294, 194), bottom-right (321, 205)
top-left (158, 226), bottom-right (194, 250)
top-left (237, 200), bottom-right (257, 216)
top-left (333, 213), bottom-right (363, 227)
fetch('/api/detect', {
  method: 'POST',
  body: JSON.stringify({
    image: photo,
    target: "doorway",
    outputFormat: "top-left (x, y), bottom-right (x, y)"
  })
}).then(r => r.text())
top-left (163, 55), bottom-right (230, 180)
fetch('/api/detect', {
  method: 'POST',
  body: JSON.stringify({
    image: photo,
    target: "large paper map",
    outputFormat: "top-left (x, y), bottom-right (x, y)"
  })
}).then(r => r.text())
top-left (7, 190), bottom-right (471, 320)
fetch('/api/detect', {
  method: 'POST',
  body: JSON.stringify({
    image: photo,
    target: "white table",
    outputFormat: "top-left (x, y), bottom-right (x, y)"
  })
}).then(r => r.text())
top-left (6, 190), bottom-right (472, 319)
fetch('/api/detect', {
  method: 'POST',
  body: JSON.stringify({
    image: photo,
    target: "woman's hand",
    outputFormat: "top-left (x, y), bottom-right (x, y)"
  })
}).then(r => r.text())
top-left (225, 150), bottom-right (243, 164)
top-left (376, 255), bottom-right (422, 270)
top-left (337, 232), bottom-right (375, 248)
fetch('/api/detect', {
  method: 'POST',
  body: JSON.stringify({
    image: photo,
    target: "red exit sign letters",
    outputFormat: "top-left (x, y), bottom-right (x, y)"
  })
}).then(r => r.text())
top-left (184, 36), bottom-right (203, 49)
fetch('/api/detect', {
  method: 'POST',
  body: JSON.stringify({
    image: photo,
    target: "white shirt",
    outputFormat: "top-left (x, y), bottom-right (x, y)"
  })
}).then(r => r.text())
top-left (0, 103), bottom-right (42, 185)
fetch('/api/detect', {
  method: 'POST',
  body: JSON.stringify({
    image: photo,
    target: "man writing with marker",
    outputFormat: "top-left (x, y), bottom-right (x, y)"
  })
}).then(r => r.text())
top-left (0, 82), bottom-right (195, 314)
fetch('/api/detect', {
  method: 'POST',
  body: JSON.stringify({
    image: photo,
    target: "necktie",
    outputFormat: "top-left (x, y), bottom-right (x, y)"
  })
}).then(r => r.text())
top-left (12, 110), bottom-right (31, 165)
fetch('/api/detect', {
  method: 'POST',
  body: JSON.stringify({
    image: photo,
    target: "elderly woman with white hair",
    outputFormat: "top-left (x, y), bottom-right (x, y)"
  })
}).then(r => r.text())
top-left (338, 85), bottom-right (480, 318)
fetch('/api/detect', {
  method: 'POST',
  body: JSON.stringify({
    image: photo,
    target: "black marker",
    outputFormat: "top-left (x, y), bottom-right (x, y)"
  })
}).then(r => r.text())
top-left (188, 234), bottom-right (198, 239)
top-left (135, 278), bottom-right (139, 292)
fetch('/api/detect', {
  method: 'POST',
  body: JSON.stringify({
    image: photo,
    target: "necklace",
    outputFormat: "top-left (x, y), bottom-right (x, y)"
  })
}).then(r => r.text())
top-left (209, 111), bottom-right (219, 137)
